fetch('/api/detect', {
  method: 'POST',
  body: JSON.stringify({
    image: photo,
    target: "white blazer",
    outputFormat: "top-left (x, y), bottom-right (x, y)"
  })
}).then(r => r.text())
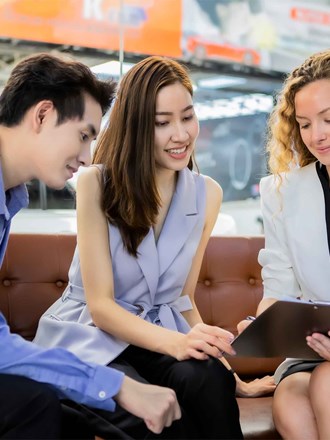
top-left (259, 162), bottom-right (330, 303)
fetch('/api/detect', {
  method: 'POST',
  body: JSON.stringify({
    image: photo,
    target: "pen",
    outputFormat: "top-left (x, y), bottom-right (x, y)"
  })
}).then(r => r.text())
top-left (245, 316), bottom-right (256, 321)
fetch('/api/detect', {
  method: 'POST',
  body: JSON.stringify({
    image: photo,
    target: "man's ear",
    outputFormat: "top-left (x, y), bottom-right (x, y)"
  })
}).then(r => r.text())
top-left (33, 100), bottom-right (55, 132)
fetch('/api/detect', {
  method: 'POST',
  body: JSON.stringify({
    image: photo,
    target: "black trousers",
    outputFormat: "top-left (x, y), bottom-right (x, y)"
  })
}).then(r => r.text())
top-left (74, 346), bottom-right (243, 440)
top-left (0, 372), bottom-right (190, 440)
top-left (0, 374), bottom-right (97, 440)
top-left (62, 386), bottom-right (193, 440)
top-left (0, 374), bottom-right (62, 439)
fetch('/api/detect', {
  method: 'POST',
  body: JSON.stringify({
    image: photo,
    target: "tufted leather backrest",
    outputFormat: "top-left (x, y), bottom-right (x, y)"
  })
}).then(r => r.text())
top-left (197, 235), bottom-right (265, 332)
top-left (0, 234), bottom-right (76, 340)
top-left (0, 233), bottom-right (282, 375)
top-left (196, 235), bottom-right (282, 375)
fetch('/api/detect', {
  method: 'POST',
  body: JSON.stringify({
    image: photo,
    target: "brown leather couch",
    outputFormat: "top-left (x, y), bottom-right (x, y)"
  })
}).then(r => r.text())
top-left (0, 233), bottom-right (282, 439)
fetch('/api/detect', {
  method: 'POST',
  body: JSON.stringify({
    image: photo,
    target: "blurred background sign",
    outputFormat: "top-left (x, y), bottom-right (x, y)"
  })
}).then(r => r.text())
top-left (0, 0), bottom-right (182, 57)
top-left (182, 0), bottom-right (330, 73)
top-left (1, 0), bottom-right (329, 235)
top-left (0, 0), bottom-right (329, 74)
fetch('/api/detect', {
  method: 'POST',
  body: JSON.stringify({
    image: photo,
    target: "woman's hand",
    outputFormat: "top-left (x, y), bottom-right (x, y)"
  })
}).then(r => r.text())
top-left (175, 323), bottom-right (235, 361)
top-left (237, 317), bottom-right (254, 334)
top-left (235, 375), bottom-right (276, 398)
top-left (306, 332), bottom-right (330, 360)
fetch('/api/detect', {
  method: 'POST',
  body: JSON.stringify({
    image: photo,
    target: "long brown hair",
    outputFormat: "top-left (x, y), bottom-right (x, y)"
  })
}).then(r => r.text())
top-left (93, 56), bottom-right (195, 256)
top-left (266, 50), bottom-right (330, 178)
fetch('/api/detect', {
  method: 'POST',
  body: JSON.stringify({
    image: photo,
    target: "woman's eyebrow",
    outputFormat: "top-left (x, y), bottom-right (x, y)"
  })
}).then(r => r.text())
top-left (156, 105), bottom-right (194, 116)
top-left (296, 107), bottom-right (330, 119)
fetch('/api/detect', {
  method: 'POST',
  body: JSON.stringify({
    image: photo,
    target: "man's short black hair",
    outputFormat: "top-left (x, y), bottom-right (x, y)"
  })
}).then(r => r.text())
top-left (0, 53), bottom-right (116, 127)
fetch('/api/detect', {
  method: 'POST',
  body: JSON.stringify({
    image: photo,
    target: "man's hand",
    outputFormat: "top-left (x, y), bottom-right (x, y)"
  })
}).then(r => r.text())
top-left (115, 376), bottom-right (181, 434)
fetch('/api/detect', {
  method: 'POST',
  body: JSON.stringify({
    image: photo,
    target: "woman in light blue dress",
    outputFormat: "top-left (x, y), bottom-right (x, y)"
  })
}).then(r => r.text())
top-left (35, 56), bottom-right (271, 438)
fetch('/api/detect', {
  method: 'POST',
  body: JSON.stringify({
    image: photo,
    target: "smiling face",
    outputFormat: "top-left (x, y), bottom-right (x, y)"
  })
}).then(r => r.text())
top-left (295, 79), bottom-right (330, 174)
top-left (154, 82), bottom-right (199, 173)
top-left (34, 93), bottom-right (102, 189)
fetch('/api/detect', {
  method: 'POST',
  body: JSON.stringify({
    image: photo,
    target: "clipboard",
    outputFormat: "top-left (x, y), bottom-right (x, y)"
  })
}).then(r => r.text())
top-left (231, 300), bottom-right (330, 359)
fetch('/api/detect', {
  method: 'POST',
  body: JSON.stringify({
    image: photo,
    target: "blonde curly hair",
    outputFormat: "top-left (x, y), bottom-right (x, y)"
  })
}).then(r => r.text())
top-left (267, 50), bottom-right (330, 177)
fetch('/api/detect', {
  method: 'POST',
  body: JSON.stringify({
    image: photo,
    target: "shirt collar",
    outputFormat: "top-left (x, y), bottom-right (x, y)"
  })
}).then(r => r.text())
top-left (0, 164), bottom-right (29, 221)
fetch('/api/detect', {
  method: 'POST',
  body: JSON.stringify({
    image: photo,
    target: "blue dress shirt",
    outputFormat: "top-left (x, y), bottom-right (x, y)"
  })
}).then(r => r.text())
top-left (0, 166), bottom-right (124, 411)
top-left (0, 313), bottom-right (124, 410)
top-left (0, 169), bottom-right (28, 266)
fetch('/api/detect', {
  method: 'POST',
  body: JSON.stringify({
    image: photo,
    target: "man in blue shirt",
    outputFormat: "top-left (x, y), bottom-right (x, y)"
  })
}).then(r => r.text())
top-left (0, 53), bottom-right (181, 439)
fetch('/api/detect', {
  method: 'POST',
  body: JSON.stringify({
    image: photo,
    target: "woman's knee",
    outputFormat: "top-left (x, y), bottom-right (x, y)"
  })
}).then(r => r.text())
top-left (310, 361), bottom-right (330, 388)
top-left (310, 362), bottom-right (330, 406)
top-left (169, 358), bottom-right (235, 396)
top-left (273, 380), bottom-right (295, 424)
top-left (273, 373), bottom-right (316, 439)
top-left (274, 373), bottom-right (310, 411)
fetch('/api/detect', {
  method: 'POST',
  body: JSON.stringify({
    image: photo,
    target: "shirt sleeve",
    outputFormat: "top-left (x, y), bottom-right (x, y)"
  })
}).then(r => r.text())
top-left (258, 175), bottom-right (302, 301)
top-left (0, 314), bottom-right (124, 411)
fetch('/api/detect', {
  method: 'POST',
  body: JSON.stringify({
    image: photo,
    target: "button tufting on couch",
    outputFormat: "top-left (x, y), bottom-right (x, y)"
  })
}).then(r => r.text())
top-left (0, 233), bottom-right (282, 439)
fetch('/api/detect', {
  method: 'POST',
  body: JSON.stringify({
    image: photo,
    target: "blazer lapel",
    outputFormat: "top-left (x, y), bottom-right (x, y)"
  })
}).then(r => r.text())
top-left (136, 228), bottom-right (159, 296)
top-left (284, 163), bottom-right (330, 283)
top-left (157, 169), bottom-right (201, 276)
top-left (110, 224), bottom-right (159, 298)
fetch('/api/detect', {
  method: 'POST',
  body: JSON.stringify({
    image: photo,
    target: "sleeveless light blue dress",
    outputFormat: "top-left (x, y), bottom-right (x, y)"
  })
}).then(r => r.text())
top-left (34, 168), bottom-right (206, 365)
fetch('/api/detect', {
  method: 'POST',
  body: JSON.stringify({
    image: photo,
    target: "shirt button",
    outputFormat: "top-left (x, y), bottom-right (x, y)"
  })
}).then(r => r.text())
top-left (98, 391), bottom-right (106, 398)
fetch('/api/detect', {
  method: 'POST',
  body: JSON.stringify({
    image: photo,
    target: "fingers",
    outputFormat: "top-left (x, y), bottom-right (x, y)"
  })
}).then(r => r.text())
top-left (173, 398), bottom-right (182, 421)
top-left (118, 378), bottom-right (182, 434)
top-left (189, 323), bottom-right (236, 356)
top-left (145, 418), bottom-right (162, 434)
top-left (251, 376), bottom-right (276, 388)
top-left (185, 347), bottom-right (210, 360)
top-left (178, 323), bottom-right (236, 361)
top-left (144, 388), bottom-right (181, 434)
top-left (200, 322), bottom-right (234, 341)
top-left (236, 375), bottom-right (276, 398)
top-left (191, 336), bottom-right (234, 358)
top-left (237, 319), bottom-right (253, 334)
top-left (306, 332), bottom-right (330, 360)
